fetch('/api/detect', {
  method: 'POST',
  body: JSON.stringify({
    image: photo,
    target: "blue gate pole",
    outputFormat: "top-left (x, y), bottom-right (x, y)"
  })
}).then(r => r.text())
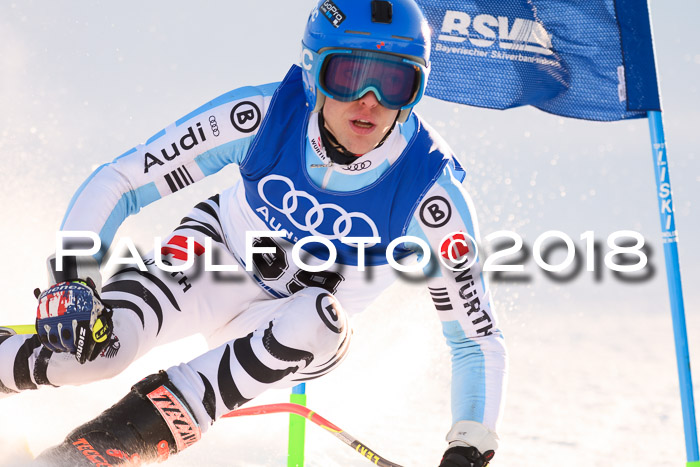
top-left (647, 110), bottom-right (699, 466)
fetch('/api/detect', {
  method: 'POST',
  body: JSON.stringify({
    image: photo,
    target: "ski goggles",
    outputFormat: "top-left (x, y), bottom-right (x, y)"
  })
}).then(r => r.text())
top-left (317, 49), bottom-right (426, 110)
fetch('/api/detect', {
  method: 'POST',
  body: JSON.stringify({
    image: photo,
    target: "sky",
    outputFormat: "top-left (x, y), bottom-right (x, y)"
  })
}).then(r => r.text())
top-left (0, 1), bottom-right (698, 466)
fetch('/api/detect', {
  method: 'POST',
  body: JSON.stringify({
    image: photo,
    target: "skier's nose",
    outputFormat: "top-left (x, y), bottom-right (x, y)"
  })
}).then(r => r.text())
top-left (357, 91), bottom-right (380, 108)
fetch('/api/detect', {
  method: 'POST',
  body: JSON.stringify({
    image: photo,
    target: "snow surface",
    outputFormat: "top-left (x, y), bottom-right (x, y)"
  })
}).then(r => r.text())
top-left (1, 1), bottom-right (699, 466)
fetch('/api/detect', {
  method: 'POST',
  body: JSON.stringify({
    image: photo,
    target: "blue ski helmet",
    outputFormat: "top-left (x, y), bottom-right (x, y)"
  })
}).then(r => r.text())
top-left (301, 0), bottom-right (431, 123)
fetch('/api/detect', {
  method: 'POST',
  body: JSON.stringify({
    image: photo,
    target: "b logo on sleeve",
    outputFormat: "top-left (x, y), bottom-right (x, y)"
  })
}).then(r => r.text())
top-left (419, 196), bottom-right (452, 228)
top-left (230, 101), bottom-right (261, 133)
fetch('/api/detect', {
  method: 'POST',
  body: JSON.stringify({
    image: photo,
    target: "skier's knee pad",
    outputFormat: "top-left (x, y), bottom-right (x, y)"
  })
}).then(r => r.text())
top-left (36, 371), bottom-right (201, 465)
top-left (273, 287), bottom-right (350, 359)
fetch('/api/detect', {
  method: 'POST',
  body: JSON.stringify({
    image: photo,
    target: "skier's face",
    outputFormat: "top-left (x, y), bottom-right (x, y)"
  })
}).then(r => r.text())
top-left (321, 93), bottom-right (398, 155)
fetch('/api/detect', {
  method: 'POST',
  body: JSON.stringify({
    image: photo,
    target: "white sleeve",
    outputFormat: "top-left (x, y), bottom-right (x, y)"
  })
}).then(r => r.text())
top-left (405, 161), bottom-right (507, 436)
top-left (60, 82), bottom-right (279, 262)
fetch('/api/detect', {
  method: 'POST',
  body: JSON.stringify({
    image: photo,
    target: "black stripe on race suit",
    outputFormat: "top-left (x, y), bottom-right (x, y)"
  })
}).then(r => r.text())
top-left (171, 168), bottom-right (186, 189)
top-left (292, 334), bottom-right (350, 382)
top-left (174, 220), bottom-right (223, 244)
top-left (102, 299), bottom-right (145, 329)
top-left (13, 335), bottom-right (42, 390)
top-left (164, 173), bottom-right (179, 193)
top-left (198, 372), bottom-right (217, 421)
top-left (306, 331), bottom-right (349, 370)
top-left (234, 334), bottom-right (302, 384)
top-left (102, 280), bottom-right (165, 336)
top-left (429, 287), bottom-right (453, 311)
top-left (262, 322), bottom-right (314, 366)
top-left (0, 378), bottom-right (17, 394)
top-left (218, 344), bottom-right (251, 411)
top-left (193, 199), bottom-right (220, 222)
top-left (181, 166), bottom-right (195, 185)
top-left (110, 267), bottom-right (181, 312)
top-left (34, 346), bottom-right (56, 387)
top-left (433, 304), bottom-right (453, 311)
top-left (0, 336), bottom-right (19, 393)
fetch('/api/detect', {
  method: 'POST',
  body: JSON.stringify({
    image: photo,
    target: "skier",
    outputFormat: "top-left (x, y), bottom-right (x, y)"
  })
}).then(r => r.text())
top-left (0, 0), bottom-right (506, 465)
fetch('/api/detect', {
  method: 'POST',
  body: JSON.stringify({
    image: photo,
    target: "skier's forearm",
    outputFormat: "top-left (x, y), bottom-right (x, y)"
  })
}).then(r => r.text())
top-left (404, 165), bottom-right (508, 437)
top-left (59, 83), bottom-right (280, 263)
top-left (444, 326), bottom-right (507, 432)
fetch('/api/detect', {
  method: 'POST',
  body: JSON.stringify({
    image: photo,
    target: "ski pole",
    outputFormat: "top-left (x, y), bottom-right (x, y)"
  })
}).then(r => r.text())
top-left (0, 324), bottom-right (36, 336)
top-left (223, 402), bottom-right (404, 467)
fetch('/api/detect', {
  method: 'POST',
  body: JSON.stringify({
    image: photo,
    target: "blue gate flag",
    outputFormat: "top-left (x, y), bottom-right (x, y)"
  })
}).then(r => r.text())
top-left (415, 0), bottom-right (661, 121)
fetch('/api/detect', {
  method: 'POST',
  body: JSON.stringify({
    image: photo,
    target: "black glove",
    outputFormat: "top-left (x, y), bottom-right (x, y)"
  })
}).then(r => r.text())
top-left (35, 279), bottom-right (113, 364)
top-left (439, 445), bottom-right (495, 467)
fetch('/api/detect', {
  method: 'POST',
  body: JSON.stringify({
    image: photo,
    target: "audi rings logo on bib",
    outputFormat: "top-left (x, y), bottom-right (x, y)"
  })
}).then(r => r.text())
top-left (342, 160), bottom-right (372, 172)
top-left (257, 174), bottom-right (379, 243)
top-left (230, 101), bottom-right (261, 133)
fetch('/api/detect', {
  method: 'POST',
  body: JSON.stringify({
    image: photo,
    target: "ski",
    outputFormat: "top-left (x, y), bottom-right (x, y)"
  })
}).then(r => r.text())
top-left (223, 402), bottom-right (404, 467)
top-left (0, 324), bottom-right (36, 336)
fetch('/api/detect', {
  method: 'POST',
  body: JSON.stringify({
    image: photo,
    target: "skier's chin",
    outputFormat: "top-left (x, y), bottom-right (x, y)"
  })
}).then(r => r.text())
top-left (339, 125), bottom-right (385, 154)
top-left (341, 137), bottom-right (376, 155)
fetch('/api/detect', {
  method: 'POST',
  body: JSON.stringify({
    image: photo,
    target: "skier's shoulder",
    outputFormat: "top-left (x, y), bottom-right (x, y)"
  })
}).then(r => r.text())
top-left (179, 67), bottom-right (311, 140)
top-left (396, 112), bottom-right (465, 194)
top-left (406, 112), bottom-right (458, 160)
top-left (187, 77), bottom-right (283, 126)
